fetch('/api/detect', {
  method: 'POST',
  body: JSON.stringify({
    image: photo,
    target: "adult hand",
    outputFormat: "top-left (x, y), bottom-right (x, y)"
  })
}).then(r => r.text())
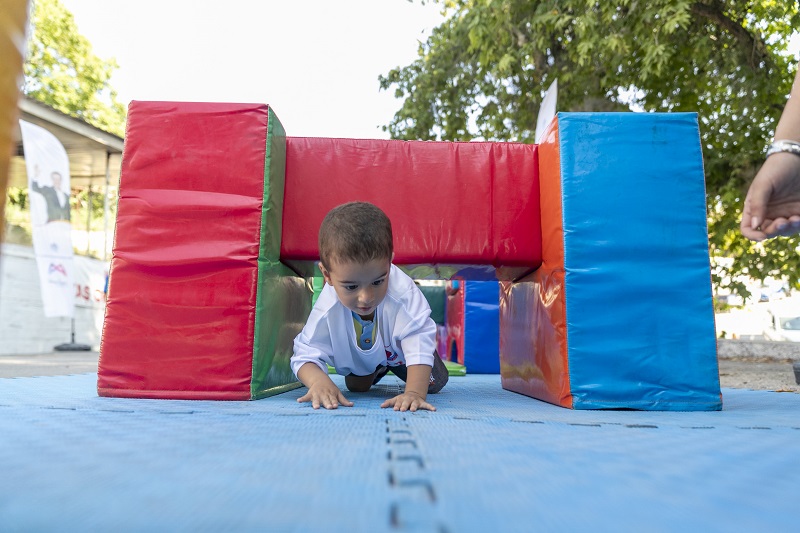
top-left (741, 152), bottom-right (800, 241)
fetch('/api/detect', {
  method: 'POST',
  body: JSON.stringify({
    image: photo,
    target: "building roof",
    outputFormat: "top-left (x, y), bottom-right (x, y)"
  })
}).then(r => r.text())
top-left (9, 96), bottom-right (124, 190)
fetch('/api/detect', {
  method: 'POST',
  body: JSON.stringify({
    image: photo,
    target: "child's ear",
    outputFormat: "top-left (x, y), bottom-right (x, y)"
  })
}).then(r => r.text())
top-left (318, 262), bottom-right (332, 285)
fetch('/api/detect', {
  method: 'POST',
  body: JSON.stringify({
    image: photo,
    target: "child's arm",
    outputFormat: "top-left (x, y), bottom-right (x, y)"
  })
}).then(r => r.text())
top-left (381, 364), bottom-right (436, 412)
top-left (296, 362), bottom-right (354, 410)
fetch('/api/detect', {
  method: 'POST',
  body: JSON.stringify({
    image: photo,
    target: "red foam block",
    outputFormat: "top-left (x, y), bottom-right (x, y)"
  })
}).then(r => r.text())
top-left (281, 137), bottom-right (541, 280)
top-left (98, 101), bottom-right (272, 399)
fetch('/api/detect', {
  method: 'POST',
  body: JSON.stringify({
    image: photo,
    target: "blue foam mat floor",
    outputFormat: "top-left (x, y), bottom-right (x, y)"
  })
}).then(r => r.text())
top-left (1, 373), bottom-right (798, 532)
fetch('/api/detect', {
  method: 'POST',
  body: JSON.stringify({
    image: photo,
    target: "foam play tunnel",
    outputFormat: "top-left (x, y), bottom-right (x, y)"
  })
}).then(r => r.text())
top-left (98, 102), bottom-right (309, 400)
top-left (500, 112), bottom-right (722, 410)
top-left (98, 101), bottom-right (720, 410)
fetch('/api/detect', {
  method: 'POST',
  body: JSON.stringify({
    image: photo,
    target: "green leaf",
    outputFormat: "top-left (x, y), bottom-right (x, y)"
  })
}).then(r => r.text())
top-left (23, 0), bottom-right (126, 136)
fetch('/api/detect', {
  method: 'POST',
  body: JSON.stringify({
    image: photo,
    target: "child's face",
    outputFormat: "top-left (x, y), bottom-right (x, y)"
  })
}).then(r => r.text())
top-left (319, 256), bottom-right (393, 320)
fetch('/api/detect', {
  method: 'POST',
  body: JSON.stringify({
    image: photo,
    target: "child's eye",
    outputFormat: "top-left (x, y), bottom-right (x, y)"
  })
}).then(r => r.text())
top-left (343, 284), bottom-right (358, 291)
top-left (372, 279), bottom-right (385, 287)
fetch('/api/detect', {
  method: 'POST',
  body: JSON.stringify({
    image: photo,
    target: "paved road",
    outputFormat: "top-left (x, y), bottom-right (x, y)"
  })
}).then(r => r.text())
top-left (1, 351), bottom-right (797, 392)
top-left (718, 358), bottom-right (799, 392)
top-left (0, 351), bottom-right (99, 378)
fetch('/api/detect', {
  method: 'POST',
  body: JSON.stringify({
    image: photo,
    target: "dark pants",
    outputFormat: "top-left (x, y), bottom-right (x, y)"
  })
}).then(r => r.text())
top-left (372, 351), bottom-right (449, 394)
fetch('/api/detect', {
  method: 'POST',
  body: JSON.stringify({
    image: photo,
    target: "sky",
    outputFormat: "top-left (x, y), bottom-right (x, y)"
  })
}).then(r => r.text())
top-left (50, 1), bottom-right (800, 141)
top-left (59, 0), bottom-right (447, 139)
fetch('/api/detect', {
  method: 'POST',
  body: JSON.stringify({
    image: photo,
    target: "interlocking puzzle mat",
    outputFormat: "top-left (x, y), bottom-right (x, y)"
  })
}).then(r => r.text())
top-left (1, 373), bottom-right (796, 531)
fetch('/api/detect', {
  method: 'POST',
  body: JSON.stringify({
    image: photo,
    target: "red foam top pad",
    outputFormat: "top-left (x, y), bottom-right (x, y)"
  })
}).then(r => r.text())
top-left (281, 137), bottom-right (542, 275)
top-left (98, 101), bottom-right (271, 399)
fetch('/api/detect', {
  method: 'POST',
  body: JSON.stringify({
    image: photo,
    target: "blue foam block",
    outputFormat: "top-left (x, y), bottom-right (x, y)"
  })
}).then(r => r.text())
top-left (464, 280), bottom-right (500, 373)
top-left (559, 112), bottom-right (720, 409)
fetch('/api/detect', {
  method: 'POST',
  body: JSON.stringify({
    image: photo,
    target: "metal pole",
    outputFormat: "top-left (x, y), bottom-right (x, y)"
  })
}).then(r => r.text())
top-left (103, 152), bottom-right (110, 261)
top-left (85, 184), bottom-right (92, 256)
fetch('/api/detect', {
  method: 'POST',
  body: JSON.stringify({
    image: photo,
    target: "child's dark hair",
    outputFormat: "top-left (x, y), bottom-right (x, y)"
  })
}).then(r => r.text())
top-left (318, 202), bottom-right (393, 269)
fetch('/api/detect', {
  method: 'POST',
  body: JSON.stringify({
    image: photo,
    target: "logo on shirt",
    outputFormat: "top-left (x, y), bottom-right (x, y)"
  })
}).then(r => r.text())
top-left (385, 349), bottom-right (399, 363)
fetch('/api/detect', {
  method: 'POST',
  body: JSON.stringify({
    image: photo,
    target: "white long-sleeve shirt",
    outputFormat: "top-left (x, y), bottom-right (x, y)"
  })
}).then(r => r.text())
top-left (291, 265), bottom-right (437, 377)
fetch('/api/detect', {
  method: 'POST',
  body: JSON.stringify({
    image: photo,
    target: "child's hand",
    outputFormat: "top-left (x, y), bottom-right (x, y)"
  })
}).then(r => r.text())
top-left (381, 391), bottom-right (436, 412)
top-left (297, 379), bottom-right (354, 410)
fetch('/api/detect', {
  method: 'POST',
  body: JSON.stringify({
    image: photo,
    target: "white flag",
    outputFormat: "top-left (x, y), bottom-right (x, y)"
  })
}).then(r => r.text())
top-left (535, 79), bottom-right (558, 144)
top-left (19, 120), bottom-right (76, 318)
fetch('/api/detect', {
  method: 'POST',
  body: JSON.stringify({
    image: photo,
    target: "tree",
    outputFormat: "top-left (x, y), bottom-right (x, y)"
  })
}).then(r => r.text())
top-left (380, 0), bottom-right (800, 298)
top-left (6, 0), bottom-right (124, 257)
top-left (23, 0), bottom-right (125, 136)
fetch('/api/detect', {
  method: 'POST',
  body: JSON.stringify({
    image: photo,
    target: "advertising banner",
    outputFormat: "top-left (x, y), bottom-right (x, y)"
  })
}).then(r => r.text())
top-left (19, 120), bottom-right (75, 318)
top-left (73, 255), bottom-right (108, 310)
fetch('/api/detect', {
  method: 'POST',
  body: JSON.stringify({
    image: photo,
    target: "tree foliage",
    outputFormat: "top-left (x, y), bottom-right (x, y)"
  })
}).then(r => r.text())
top-left (23, 0), bottom-right (125, 136)
top-left (381, 0), bottom-right (800, 297)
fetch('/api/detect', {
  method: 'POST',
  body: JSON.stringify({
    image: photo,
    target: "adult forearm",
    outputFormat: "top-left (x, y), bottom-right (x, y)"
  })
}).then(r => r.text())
top-left (774, 69), bottom-right (800, 142)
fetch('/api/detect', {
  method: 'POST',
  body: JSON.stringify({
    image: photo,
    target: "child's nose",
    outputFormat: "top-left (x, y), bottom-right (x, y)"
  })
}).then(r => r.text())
top-left (358, 287), bottom-right (374, 302)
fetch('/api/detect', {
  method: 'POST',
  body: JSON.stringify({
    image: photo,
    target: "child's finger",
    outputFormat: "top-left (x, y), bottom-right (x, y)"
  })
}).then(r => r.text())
top-left (410, 398), bottom-right (433, 412)
top-left (399, 398), bottom-right (417, 412)
top-left (323, 400), bottom-right (338, 409)
top-left (380, 398), bottom-right (395, 409)
top-left (419, 401), bottom-right (436, 412)
top-left (337, 392), bottom-right (354, 407)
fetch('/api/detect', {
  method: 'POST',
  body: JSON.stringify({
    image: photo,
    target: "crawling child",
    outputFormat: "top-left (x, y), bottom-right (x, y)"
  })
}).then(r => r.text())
top-left (291, 201), bottom-right (448, 411)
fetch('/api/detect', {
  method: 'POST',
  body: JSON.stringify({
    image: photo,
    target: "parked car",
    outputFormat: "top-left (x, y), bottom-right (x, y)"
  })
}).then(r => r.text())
top-left (763, 298), bottom-right (800, 342)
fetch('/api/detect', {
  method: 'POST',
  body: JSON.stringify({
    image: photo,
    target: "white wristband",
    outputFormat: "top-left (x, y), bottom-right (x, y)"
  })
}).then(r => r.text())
top-left (766, 139), bottom-right (800, 158)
